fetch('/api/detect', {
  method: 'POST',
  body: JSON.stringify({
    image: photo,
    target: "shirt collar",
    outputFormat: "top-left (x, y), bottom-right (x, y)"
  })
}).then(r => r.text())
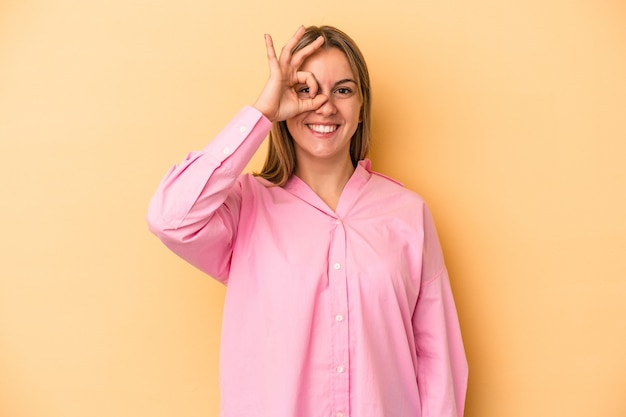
top-left (283, 159), bottom-right (372, 216)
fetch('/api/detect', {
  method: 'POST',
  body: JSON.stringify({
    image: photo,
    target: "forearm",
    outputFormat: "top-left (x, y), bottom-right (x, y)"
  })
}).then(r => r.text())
top-left (414, 205), bottom-right (468, 417)
top-left (146, 106), bottom-right (271, 278)
top-left (414, 270), bottom-right (468, 417)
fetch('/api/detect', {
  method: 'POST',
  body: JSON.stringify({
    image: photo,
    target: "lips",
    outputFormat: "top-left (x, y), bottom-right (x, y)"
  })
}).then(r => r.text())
top-left (307, 124), bottom-right (338, 134)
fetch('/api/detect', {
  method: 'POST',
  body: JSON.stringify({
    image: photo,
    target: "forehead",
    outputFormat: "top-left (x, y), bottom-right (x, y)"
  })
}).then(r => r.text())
top-left (299, 47), bottom-right (356, 81)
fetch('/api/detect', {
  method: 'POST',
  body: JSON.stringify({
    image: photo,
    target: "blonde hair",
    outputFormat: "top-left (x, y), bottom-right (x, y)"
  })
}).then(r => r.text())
top-left (255, 25), bottom-right (372, 186)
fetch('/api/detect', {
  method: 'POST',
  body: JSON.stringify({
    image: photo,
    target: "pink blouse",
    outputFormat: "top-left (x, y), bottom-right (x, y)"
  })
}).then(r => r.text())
top-left (147, 106), bottom-right (468, 417)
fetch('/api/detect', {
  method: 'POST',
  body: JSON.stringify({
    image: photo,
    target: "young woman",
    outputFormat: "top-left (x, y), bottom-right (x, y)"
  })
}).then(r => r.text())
top-left (148, 25), bottom-right (468, 417)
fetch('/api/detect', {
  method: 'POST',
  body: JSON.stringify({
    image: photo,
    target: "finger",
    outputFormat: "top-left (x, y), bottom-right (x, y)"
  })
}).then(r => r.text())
top-left (295, 70), bottom-right (320, 98)
top-left (264, 33), bottom-right (277, 62)
top-left (299, 93), bottom-right (328, 113)
top-left (264, 33), bottom-right (281, 75)
top-left (278, 25), bottom-right (306, 66)
top-left (290, 35), bottom-right (325, 69)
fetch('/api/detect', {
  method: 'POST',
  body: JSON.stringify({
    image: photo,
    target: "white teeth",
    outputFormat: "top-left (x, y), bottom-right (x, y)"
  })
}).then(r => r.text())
top-left (308, 124), bottom-right (337, 134)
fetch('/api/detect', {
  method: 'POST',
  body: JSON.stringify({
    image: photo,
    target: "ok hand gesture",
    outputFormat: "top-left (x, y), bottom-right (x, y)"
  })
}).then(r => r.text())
top-left (253, 26), bottom-right (328, 122)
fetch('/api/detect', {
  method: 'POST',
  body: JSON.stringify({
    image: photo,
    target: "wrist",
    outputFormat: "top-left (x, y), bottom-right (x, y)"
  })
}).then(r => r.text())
top-left (252, 102), bottom-right (275, 123)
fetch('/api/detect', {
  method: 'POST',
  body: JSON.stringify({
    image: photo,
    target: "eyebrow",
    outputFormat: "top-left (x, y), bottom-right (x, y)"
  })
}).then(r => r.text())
top-left (299, 79), bottom-right (358, 90)
top-left (334, 79), bottom-right (357, 87)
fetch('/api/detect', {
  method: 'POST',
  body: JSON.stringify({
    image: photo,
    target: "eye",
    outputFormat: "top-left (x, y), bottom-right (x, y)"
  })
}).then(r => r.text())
top-left (295, 86), bottom-right (311, 98)
top-left (335, 87), bottom-right (354, 96)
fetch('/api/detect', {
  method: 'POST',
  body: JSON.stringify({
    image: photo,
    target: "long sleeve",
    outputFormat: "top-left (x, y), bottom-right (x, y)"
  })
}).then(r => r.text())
top-left (146, 106), bottom-right (272, 282)
top-left (413, 206), bottom-right (468, 417)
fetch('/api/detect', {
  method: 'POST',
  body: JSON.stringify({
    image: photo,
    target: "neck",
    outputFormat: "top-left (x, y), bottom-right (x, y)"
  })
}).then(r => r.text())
top-left (294, 155), bottom-right (355, 211)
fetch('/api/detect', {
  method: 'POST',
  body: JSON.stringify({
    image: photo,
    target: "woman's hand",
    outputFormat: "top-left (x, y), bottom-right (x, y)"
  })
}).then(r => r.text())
top-left (253, 26), bottom-right (328, 122)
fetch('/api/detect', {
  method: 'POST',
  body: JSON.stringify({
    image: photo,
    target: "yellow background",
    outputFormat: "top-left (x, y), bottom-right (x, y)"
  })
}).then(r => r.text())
top-left (1, 0), bottom-right (625, 416)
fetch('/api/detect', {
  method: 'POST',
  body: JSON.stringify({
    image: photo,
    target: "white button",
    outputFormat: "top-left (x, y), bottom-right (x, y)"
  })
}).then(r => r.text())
top-left (223, 147), bottom-right (231, 155)
top-left (336, 413), bottom-right (345, 417)
top-left (333, 263), bottom-right (341, 270)
top-left (335, 218), bottom-right (342, 225)
top-left (336, 365), bottom-right (345, 373)
top-left (335, 314), bottom-right (343, 322)
top-left (239, 126), bottom-right (247, 133)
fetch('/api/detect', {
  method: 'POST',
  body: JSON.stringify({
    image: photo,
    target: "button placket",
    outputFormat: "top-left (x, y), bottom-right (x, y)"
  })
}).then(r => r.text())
top-left (328, 217), bottom-right (350, 417)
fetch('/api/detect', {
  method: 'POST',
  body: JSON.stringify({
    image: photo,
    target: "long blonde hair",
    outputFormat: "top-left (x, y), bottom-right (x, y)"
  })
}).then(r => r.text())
top-left (255, 25), bottom-right (372, 186)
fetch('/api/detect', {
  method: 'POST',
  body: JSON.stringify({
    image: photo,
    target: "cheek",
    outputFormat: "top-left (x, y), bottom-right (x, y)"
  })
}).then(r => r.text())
top-left (346, 100), bottom-right (363, 124)
top-left (285, 118), bottom-right (306, 143)
top-left (286, 115), bottom-right (305, 131)
top-left (350, 106), bottom-right (363, 125)
top-left (285, 119), bottom-right (297, 136)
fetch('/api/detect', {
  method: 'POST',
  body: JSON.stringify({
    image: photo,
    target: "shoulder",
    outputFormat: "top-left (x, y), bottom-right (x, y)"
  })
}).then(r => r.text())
top-left (370, 170), bottom-right (404, 187)
top-left (237, 172), bottom-right (280, 191)
top-left (359, 160), bottom-right (422, 200)
top-left (368, 169), bottom-right (426, 206)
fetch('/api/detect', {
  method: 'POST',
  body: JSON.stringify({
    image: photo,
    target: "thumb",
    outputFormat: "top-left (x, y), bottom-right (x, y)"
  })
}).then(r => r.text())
top-left (301, 94), bottom-right (328, 113)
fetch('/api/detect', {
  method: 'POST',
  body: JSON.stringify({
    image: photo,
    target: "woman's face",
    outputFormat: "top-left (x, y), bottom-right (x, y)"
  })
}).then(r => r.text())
top-left (286, 47), bottom-right (363, 166)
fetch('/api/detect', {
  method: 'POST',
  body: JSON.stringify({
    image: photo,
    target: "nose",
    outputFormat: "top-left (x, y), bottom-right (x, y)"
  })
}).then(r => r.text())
top-left (315, 96), bottom-right (337, 116)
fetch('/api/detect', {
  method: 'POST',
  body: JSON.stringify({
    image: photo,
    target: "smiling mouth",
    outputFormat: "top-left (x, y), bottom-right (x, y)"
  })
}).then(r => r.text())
top-left (307, 124), bottom-right (338, 134)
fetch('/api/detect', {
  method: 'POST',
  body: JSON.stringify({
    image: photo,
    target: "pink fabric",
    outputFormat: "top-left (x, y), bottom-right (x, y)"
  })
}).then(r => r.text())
top-left (147, 106), bottom-right (468, 417)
